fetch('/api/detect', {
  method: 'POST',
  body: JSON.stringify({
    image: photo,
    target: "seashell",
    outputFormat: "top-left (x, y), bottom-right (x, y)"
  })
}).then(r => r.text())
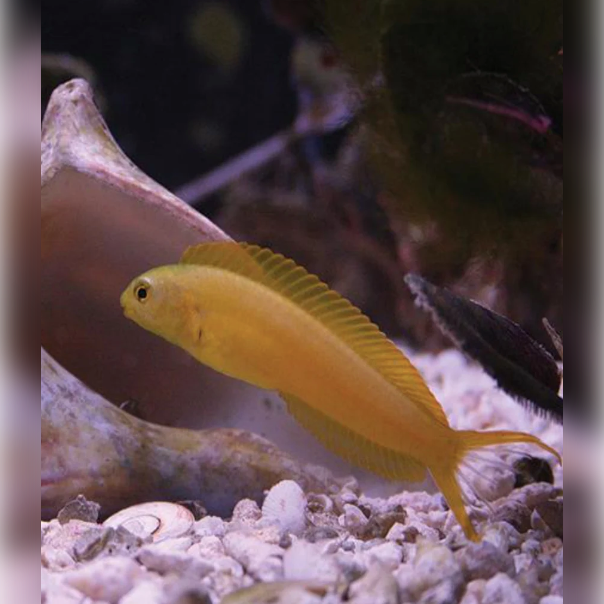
top-left (103, 502), bottom-right (194, 542)
top-left (261, 480), bottom-right (307, 536)
top-left (42, 347), bottom-right (331, 518)
top-left (40, 78), bottom-right (387, 489)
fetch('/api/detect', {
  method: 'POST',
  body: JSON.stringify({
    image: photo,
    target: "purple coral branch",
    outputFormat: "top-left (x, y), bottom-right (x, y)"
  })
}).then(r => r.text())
top-left (445, 95), bottom-right (552, 134)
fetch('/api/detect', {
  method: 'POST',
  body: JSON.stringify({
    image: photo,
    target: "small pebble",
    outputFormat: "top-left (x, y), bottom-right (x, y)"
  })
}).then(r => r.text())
top-left (41, 545), bottom-right (75, 571)
top-left (338, 504), bottom-right (369, 531)
top-left (457, 541), bottom-right (515, 581)
top-left (119, 580), bottom-right (165, 604)
top-left (137, 546), bottom-right (213, 578)
top-left (539, 596), bottom-right (563, 604)
top-left (231, 499), bottom-right (262, 526)
top-left (348, 564), bottom-right (398, 604)
top-left (223, 532), bottom-right (284, 582)
top-left (483, 572), bottom-right (526, 604)
top-left (57, 495), bottom-right (101, 525)
top-left (194, 515), bottom-right (226, 538)
top-left (63, 556), bottom-right (143, 603)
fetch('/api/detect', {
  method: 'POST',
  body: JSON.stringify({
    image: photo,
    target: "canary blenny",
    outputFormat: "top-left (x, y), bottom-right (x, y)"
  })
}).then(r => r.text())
top-left (121, 242), bottom-right (561, 540)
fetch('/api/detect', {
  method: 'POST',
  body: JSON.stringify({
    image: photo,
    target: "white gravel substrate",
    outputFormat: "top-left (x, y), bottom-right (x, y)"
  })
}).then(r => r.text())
top-left (41, 350), bottom-right (563, 604)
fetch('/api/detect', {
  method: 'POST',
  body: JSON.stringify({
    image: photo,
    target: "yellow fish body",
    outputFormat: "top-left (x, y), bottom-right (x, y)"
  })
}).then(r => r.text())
top-left (121, 242), bottom-right (561, 541)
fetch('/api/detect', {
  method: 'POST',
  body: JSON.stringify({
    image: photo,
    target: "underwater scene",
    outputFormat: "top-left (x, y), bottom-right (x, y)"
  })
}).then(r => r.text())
top-left (35, 1), bottom-right (570, 603)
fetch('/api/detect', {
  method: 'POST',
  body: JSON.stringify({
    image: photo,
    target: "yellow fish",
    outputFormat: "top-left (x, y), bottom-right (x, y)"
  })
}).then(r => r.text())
top-left (121, 242), bottom-right (561, 541)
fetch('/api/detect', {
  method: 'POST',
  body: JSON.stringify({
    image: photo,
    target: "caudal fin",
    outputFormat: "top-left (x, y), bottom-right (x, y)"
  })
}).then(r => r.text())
top-left (457, 430), bottom-right (562, 465)
top-left (430, 429), bottom-right (561, 542)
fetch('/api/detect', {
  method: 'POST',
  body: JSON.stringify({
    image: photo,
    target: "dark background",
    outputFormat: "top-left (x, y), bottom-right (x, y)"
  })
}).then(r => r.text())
top-left (41, 0), bottom-right (297, 193)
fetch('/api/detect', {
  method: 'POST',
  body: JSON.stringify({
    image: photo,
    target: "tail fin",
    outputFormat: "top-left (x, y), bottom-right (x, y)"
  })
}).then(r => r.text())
top-left (430, 430), bottom-right (561, 542)
top-left (457, 430), bottom-right (562, 465)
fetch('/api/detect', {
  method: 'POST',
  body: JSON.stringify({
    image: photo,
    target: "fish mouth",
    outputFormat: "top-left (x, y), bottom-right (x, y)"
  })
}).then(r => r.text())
top-left (120, 292), bottom-right (133, 319)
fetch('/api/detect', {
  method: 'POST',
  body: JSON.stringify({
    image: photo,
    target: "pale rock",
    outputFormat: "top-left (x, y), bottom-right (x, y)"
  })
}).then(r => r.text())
top-left (424, 510), bottom-right (449, 532)
top-left (230, 499), bottom-right (262, 527)
top-left (194, 516), bottom-right (226, 538)
top-left (534, 556), bottom-right (555, 582)
top-left (43, 519), bottom-right (99, 552)
top-left (43, 579), bottom-right (89, 604)
top-left (207, 554), bottom-right (245, 578)
top-left (137, 546), bottom-right (213, 578)
top-left (63, 556), bottom-right (143, 603)
top-left (513, 553), bottom-right (534, 575)
top-left (41, 545), bottom-right (76, 571)
top-left (483, 573), bottom-right (526, 604)
top-left (539, 596), bottom-right (563, 604)
top-left (471, 468), bottom-right (516, 503)
top-left (223, 531), bottom-right (283, 582)
top-left (492, 501), bottom-right (532, 534)
top-left (482, 522), bottom-right (521, 551)
top-left (510, 485), bottom-right (558, 510)
top-left (334, 488), bottom-right (359, 512)
top-left (364, 541), bottom-right (403, 570)
top-left (339, 536), bottom-right (361, 553)
top-left (119, 580), bottom-right (164, 604)
top-left (387, 519), bottom-right (440, 543)
top-left (521, 539), bottom-right (541, 556)
top-left (396, 545), bottom-right (463, 601)
top-left (540, 538), bottom-right (562, 557)
top-left (41, 567), bottom-right (49, 596)
top-left (459, 579), bottom-right (487, 604)
top-left (248, 523), bottom-right (283, 545)
top-left (321, 538), bottom-right (342, 555)
top-left (333, 549), bottom-right (366, 582)
top-left (283, 540), bottom-right (340, 583)
top-left (549, 570), bottom-right (562, 596)
top-left (516, 567), bottom-right (548, 604)
top-left (457, 541), bottom-right (515, 581)
top-left (338, 504), bottom-right (368, 531)
top-left (307, 493), bottom-right (334, 514)
top-left (348, 564), bottom-right (399, 604)
top-left (418, 578), bottom-right (465, 604)
top-left (261, 480), bottom-right (307, 537)
top-left (459, 590), bottom-right (482, 604)
top-left (203, 568), bottom-right (250, 601)
top-left (193, 535), bottom-right (226, 558)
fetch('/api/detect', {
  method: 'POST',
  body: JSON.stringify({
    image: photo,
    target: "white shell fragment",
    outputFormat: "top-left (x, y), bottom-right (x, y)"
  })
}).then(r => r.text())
top-left (103, 502), bottom-right (194, 542)
top-left (261, 480), bottom-right (307, 536)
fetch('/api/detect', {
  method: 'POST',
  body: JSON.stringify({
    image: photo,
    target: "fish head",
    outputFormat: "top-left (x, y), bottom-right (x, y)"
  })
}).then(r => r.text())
top-left (120, 265), bottom-right (196, 345)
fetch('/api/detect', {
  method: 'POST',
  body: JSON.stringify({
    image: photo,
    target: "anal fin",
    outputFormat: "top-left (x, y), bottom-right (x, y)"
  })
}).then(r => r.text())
top-left (279, 392), bottom-right (427, 483)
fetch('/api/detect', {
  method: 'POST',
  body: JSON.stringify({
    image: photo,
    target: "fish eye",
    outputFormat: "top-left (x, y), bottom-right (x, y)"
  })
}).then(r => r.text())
top-left (134, 282), bottom-right (150, 303)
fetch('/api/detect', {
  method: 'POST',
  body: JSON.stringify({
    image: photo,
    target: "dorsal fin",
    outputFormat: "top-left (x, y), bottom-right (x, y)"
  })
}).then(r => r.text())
top-left (180, 241), bottom-right (450, 426)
